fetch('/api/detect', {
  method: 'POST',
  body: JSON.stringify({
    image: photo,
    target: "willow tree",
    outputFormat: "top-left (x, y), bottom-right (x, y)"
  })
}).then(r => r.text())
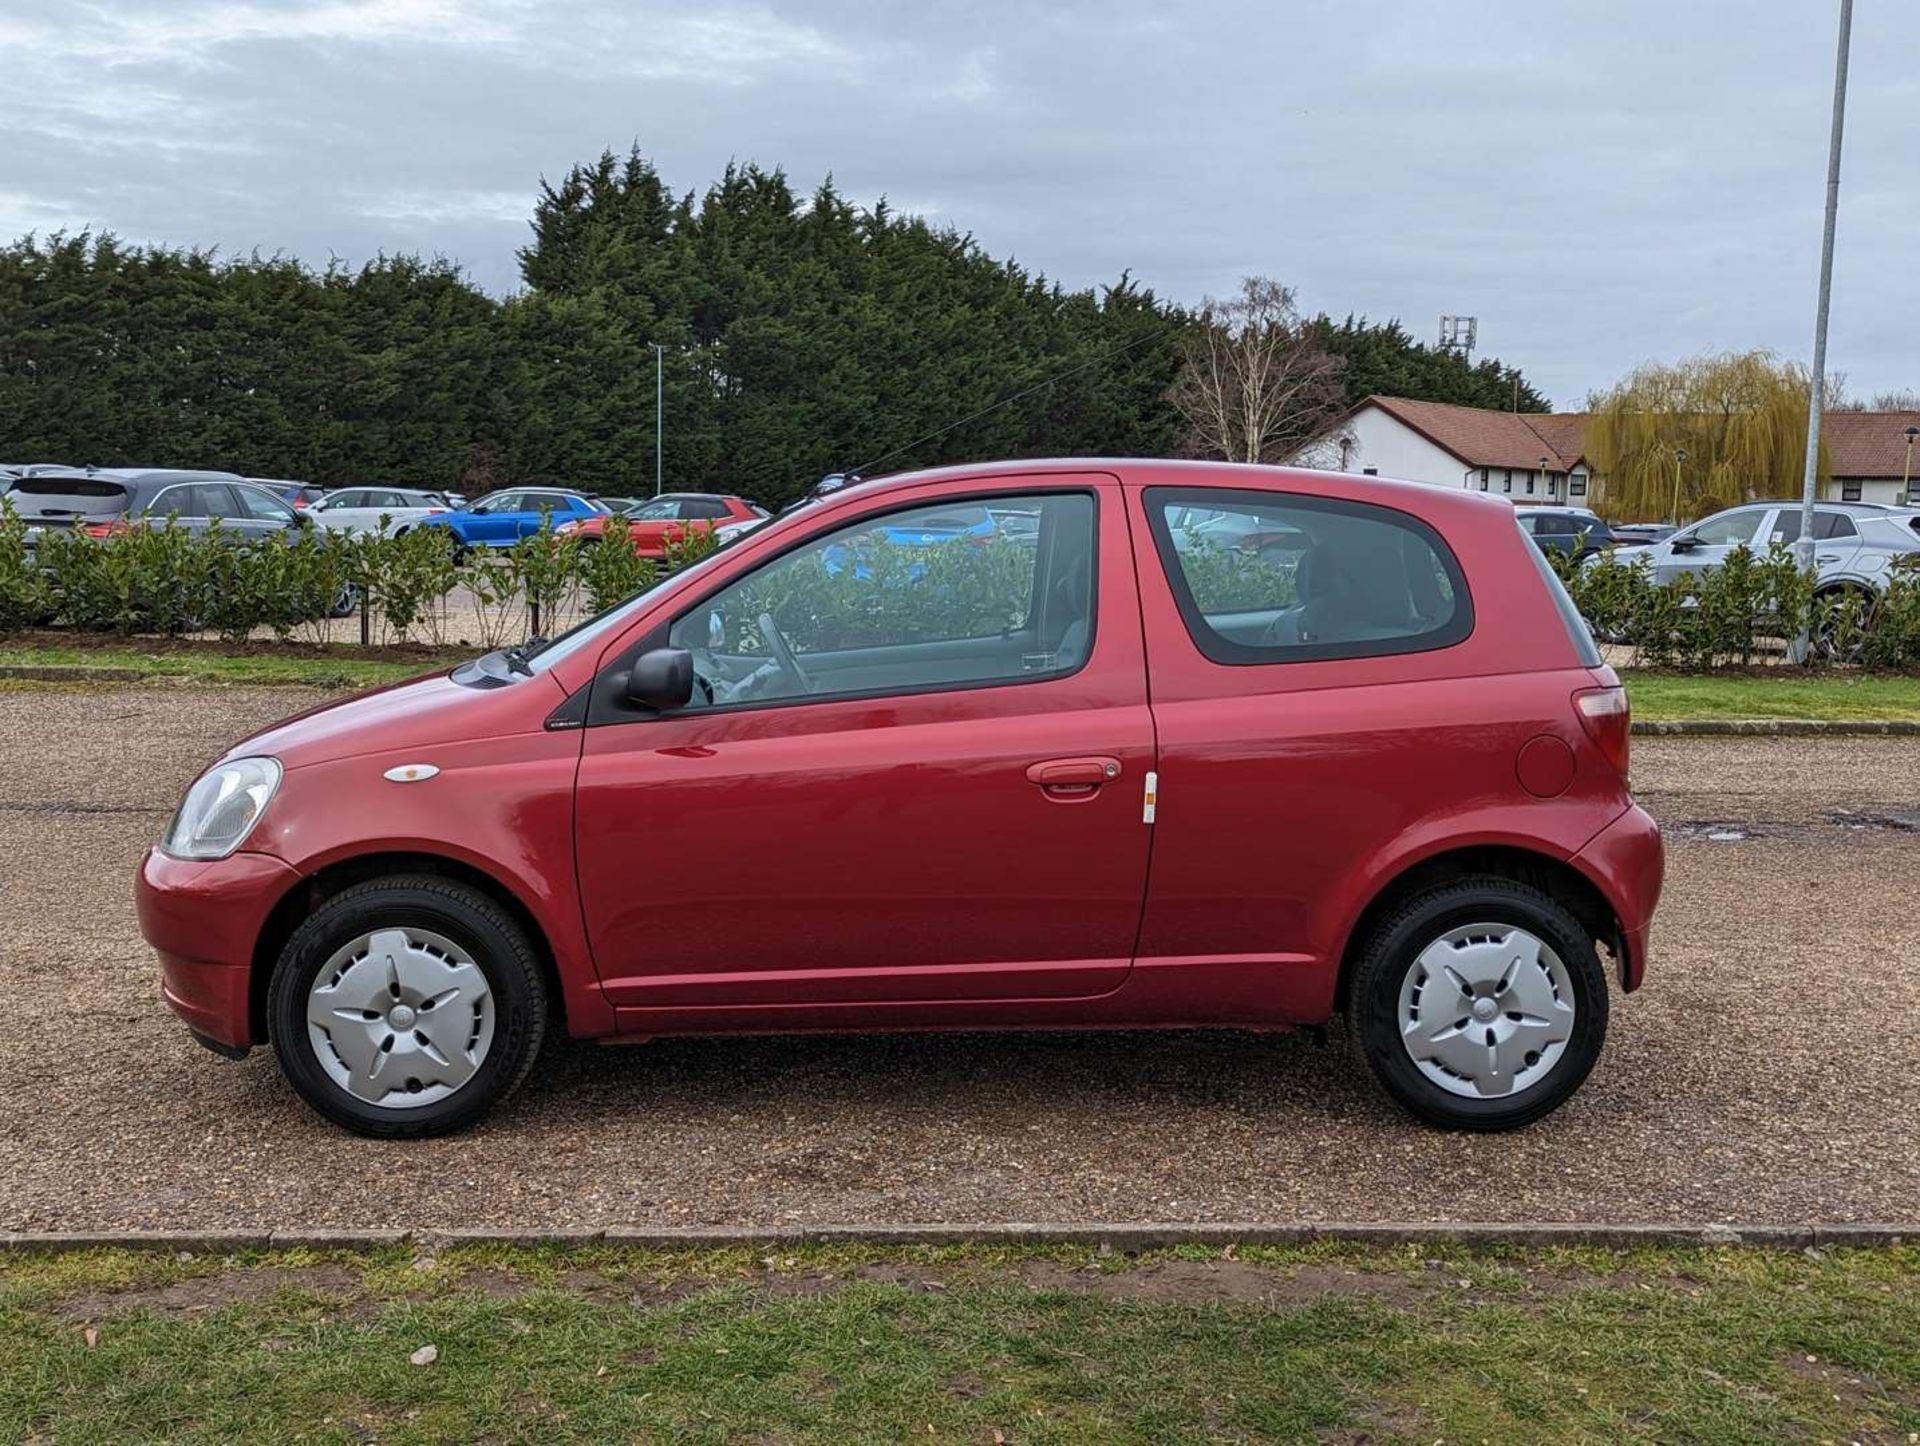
top-left (1584, 351), bottom-right (1828, 522)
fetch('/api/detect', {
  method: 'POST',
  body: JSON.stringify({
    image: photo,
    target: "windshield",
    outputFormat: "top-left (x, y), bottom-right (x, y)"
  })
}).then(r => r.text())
top-left (626, 497), bottom-right (682, 520)
top-left (524, 541), bottom-right (740, 673)
top-left (4, 477), bottom-right (132, 518)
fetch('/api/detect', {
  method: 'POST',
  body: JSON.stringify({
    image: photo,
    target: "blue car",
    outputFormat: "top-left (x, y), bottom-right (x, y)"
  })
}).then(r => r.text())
top-left (419, 487), bottom-right (607, 550)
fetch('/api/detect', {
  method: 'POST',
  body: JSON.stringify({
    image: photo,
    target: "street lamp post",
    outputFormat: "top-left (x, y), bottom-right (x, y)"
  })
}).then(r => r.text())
top-left (1792, 0), bottom-right (1853, 666)
top-left (650, 343), bottom-right (665, 496)
top-left (1671, 447), bottom-right (1687, 523)
top-left (1902, 424), bottom-right (1918, 506)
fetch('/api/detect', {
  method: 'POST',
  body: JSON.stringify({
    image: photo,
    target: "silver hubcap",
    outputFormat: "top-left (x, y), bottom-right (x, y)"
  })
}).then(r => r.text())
top-left (1397, 923), bottom-right (1576, 1099)
top-left (305, 927), bottom-right (494, 1110)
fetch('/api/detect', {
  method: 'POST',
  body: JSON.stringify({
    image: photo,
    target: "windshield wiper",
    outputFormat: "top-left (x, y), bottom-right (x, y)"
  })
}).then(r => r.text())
top-left (502, 635), bottom-right (547, 677)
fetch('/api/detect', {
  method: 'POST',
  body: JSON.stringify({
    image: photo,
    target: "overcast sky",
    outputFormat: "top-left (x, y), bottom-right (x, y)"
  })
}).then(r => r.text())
top-left (4, 0), bottom-right (1914, 408)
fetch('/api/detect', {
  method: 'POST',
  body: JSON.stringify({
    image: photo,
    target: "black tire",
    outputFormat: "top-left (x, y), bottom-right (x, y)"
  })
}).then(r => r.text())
top-left (1347, 876), bottom-right (1608, 1131)
top-left (266, 875), bottom-right (548, 1138)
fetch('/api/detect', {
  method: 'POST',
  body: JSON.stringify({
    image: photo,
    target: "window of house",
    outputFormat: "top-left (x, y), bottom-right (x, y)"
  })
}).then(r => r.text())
top-left (1570, 473), bottom-right (1588, 497)
top-left (1841, 480), bottom-right (1862, 501)
top-left (1144, 488), bottom-right (1471, 665)
top-left (664, 491), bottom-right (1095, 710)
top-left (1362, 467), bottom-right (1378, 476)
top-left (1502, 471), bottom-right (1513, 493)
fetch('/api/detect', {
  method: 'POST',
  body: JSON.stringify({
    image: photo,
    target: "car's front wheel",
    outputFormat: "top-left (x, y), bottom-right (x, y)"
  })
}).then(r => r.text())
top-left (266, 876), bottom-right (548, 1137)
top-left (1348, 877), bottom-right (1608, 1131)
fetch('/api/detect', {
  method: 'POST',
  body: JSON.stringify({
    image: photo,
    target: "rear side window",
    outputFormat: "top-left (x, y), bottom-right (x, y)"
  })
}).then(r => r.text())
top-left (1521, 523), bottom-right (1603, 667)
top-left (1145, 488), bottom-right (1472, 664)
top-left (5, 477), bottom-right (131, 518)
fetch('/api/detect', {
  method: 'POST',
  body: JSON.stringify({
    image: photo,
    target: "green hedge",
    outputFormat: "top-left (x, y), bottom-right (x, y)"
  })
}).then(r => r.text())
top-left (1549, 541), bottom-right (1920, 669)
top-left (0, 509), bottom-right (707, 646)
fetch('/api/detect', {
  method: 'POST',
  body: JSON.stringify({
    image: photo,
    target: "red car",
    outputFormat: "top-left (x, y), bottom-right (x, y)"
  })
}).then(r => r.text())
top-left (137, 461), bottom-right (1662, 1138)
top-left (556, 492), bottom-right (765, 556)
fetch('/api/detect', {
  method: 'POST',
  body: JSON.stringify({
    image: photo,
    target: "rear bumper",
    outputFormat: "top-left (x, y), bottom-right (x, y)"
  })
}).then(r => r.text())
top-left (135, 848), bottom-right (302, 1052)
top-left (1572, 805), bottom-right (1664, 991)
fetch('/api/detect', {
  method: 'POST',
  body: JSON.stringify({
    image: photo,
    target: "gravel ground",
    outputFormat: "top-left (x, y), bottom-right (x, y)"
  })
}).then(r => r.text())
top-left (0, 683), bottom-right (1915, 1232)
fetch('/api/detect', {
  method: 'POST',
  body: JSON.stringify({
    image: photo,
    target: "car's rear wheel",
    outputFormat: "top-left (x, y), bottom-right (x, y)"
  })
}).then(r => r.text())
top-left (266, 876), bottom-right (547, 1138)
top-left (1348, 877), bottom-right (1608, 1131)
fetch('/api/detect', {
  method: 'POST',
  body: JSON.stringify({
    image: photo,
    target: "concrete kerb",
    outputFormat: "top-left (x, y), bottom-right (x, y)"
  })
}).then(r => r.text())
top-left (0, 1221), bottom-right (1908, 1254)
top-left (1633, 718), bottom-right (1920, 735)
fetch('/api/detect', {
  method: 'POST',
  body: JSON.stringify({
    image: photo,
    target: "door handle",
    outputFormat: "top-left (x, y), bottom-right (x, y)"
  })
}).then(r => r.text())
top-left (1025, 756), bottom-right (1122, 795)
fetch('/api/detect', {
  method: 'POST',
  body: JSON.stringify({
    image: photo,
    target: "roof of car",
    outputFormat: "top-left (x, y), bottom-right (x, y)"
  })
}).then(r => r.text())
top-left (823, 459), bottom-right (1521, 528)
top-left (19, 468), bottom-right (245, 488)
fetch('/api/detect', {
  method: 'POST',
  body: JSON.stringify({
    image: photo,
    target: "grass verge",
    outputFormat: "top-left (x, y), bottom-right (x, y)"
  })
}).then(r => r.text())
top-left (0, 638), bottom-right (466, 689)
top-left (1, 1242), bottom-right (1915, 1442)
top-left (1622, 671), bottom-right (1920, 722)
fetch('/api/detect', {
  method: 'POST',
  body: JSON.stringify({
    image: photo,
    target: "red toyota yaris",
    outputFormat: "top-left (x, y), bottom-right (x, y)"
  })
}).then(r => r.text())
top-left (137, 461), bottom-right (1662, 1138)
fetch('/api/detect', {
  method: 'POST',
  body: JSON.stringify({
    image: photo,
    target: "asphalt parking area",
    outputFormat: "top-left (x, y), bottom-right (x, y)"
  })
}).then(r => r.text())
top-left (0, 682), bottom-right (1914, 1231)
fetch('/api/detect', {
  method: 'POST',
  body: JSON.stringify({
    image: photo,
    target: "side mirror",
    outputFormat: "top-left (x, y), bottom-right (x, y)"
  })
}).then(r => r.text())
top-left (469, 504), bottom-right (489, 515)
top-left (287, 510), bottom-right (311, 528)
top-left (626, 647), bottom-right (694, 710)
top-left (1669, 535), bottom-right (1698, 553)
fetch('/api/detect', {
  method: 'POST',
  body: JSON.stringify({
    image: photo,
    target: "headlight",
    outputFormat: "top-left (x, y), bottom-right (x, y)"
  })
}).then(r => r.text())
top-left (162, 756), bottom-right (282, 860)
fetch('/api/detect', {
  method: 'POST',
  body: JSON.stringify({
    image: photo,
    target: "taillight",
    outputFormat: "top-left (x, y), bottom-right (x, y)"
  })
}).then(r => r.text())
top-left (82, 519), bottom-right (131, 539)
top-left (1573, 685), bottom-right (1631, 777)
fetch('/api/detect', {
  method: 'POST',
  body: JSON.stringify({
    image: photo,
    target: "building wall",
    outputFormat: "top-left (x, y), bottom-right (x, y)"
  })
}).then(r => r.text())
top-left (1296, 409), bottom-right (1474, 487)
top-left (1821, 477), bottom-right (1910, 506)
top-left (1294, 408), bottom-right (1586, 504)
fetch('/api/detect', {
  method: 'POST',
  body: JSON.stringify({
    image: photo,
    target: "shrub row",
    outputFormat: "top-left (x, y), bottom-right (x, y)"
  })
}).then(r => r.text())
top-left (0, 509), bottom-right (715, 647)
top-left (1550, 542), bottom-right (1920, 670)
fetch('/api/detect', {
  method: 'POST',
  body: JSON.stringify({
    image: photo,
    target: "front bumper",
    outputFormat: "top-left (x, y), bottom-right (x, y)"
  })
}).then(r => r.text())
top-left (135, 848), bottom-right (301, 1052)
top-left (1572, 804), bottom-right (1665, 991)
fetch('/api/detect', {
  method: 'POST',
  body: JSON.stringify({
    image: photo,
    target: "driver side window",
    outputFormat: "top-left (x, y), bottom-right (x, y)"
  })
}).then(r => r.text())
top-left (666, 492), bottom-right (1095, 710)
top-left (1688, 512), bottom-right (1760, 547)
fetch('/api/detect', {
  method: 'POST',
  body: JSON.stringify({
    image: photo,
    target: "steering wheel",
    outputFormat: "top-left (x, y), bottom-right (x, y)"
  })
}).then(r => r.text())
top-left (756, 611), bottom-right (811, 694)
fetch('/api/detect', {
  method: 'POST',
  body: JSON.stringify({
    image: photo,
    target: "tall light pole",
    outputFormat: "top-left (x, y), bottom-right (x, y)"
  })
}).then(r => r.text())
top-left (650, 342), bottom-right (665, 496)
top-left (1796, 0), bottom-right (1854, 573)
top-left (1902, 424), bottom-right (1918, 506)
top-left (1671, 447), bottom-right (1687, 523)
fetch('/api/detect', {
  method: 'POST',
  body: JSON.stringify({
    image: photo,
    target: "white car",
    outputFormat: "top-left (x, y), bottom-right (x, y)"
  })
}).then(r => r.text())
top-left (308, 486), bottom-right (454, 536)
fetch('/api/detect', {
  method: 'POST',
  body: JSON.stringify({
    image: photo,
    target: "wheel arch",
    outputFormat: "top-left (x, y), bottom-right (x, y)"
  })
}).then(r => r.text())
top-left (249, 850), bottom-right (569, 1045)
top-left (1332, 844), bottom-right (1622, 1017)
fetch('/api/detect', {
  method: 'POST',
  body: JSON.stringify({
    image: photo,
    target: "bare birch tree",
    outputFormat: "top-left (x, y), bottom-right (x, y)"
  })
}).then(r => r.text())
top-left (1168, 277), bottom-right (1348, 464)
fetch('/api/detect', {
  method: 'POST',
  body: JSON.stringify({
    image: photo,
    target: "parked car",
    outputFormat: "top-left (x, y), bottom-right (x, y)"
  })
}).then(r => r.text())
top-left (251, 479), bottom-right (331, 509)
top-left (9, 468), bottom-right (362, 615)
top-left (308, 486), bottom-right (454, 537)
top-left (1, 462), bottom-right (73, 483)
top-left (418, 487), bottom-right (607, 550)
top-left (1622, 500), bottom-right (1920, 599)
top-left (137, 460), bottom-right (1662, 1138)
top-left (556, 492), bottom-right (767, 557)
top-left (1607, 522), bottom-right (1677, 549)
top-left (7, 469), bottom-right (309, 546)
top-left (1515, 506), bottom-right (1615, 560)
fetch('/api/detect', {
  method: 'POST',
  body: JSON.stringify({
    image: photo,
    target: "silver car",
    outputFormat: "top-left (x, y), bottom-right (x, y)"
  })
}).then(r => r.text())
top-left (1626, 500), bottom-right (1920, 601)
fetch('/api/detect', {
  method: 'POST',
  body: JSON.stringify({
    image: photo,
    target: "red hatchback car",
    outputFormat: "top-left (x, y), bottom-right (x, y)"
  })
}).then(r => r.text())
top-left (137, 461), bottom-right (1661, 1138)
top-left (556, 492), bottom-right (765, 556)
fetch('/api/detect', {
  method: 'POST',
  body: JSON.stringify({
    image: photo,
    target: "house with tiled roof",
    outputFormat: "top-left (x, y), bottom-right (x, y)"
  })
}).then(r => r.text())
top-left (1295, 397), bottom-right (1920, 509)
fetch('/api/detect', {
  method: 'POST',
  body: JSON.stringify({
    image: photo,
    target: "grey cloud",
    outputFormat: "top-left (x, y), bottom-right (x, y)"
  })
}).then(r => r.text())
top-left (1, 0), bottom-right (1912, 406)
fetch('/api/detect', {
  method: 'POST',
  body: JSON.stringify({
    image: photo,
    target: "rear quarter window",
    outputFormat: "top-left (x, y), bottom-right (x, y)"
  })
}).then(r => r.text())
top-left (1144, 487), bottom-right (1473, 664)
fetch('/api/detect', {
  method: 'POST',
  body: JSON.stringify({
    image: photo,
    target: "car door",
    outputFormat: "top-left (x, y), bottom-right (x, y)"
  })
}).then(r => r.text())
top-left (314, 489), bottom-right (368, 532)
top-left (571, 475), bottom-right (1155, 1015)
top-left (467, 491), bottom-right (523, 545)
top-left (1761, 506), bottom-right (1864, 577)
top-left (1651, 507), bottom-right (1766, 587)
top-left (231, 482), bottom-right (300, 539)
